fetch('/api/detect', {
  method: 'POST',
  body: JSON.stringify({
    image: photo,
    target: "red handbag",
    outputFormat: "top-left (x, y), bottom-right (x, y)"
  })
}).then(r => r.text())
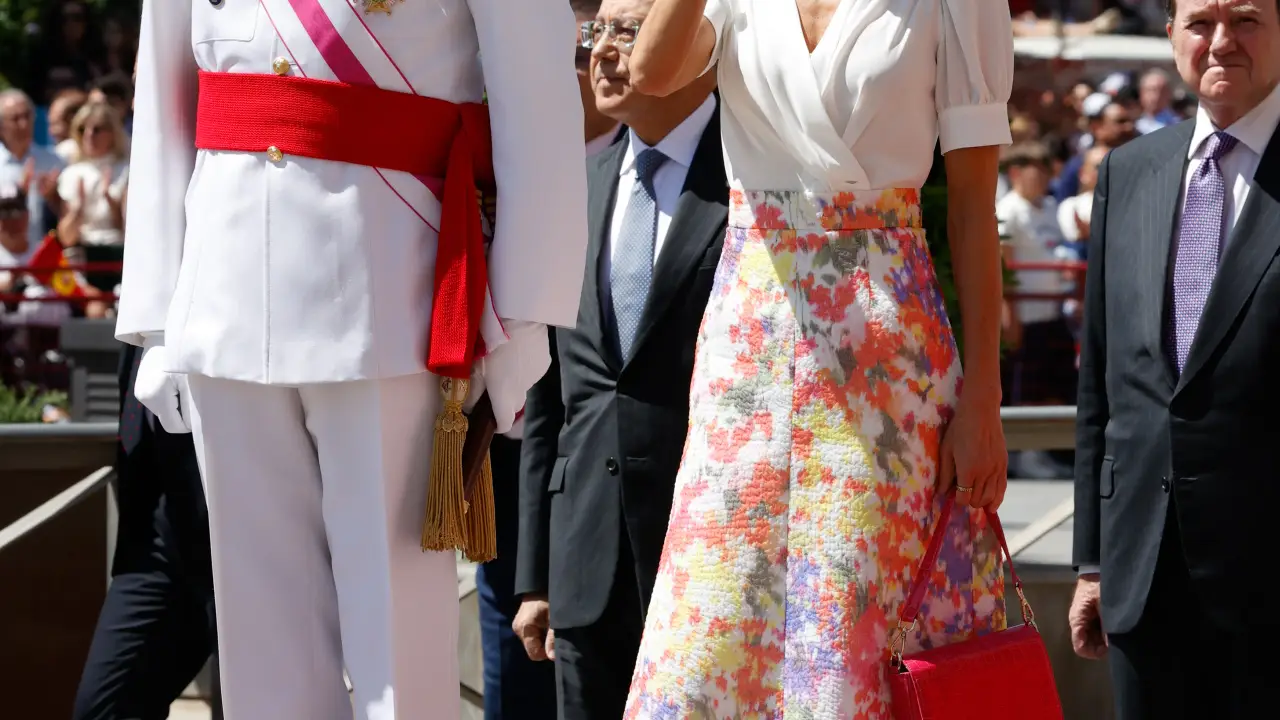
top-left (887, 490), bottom-right (1064, 720)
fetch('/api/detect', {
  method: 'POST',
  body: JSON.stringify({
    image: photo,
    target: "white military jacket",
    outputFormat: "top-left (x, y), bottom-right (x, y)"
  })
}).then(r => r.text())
top-left (117, 0), bottom-right (589, 431)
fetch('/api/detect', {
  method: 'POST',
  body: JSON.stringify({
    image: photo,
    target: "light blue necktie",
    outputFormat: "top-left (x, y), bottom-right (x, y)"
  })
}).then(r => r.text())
top-left (611, 148), bottom-right (667, 359)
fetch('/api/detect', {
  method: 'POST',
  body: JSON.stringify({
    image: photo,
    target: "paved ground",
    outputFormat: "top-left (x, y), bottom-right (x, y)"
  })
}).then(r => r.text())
top-left (166, 485), bottom-right (1081, 720)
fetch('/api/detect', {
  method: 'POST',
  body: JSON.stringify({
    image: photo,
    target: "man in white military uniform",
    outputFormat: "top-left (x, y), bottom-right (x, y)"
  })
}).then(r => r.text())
top-left (117, 1), bottom-right (589, 718)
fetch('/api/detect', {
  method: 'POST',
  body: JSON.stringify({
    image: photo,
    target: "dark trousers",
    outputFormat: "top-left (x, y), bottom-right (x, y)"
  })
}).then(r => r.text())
top-left (73, 425), bottom-right (220, 720)
top-left (1107, 502), bottom-right (1272, 719)
top-left (476, 435), bottom-right (558, 720)
top-left (553, 532), bottom-right (644, 720)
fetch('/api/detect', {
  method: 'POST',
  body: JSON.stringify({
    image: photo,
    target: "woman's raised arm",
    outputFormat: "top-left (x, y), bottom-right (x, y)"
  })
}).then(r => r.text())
top-left (628, 0), bottom-right (722, 97)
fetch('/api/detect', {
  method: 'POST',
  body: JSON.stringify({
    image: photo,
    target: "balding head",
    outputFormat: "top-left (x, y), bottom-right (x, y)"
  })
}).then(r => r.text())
top-left (0, 89), bottom-right (35, 156)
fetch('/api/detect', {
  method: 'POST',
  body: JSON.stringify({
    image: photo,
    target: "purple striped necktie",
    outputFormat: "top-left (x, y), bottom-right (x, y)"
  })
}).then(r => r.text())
top-left (1170, 131), bottom-right (1237, 373)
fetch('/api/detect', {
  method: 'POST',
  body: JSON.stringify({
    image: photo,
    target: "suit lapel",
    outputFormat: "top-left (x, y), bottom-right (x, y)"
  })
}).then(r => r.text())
top-left (586, 140), bottom-right (629, 373)
top-left (626, 114), bottom-right (727, 362)
top-left (1141, 122), bottom-right (1194, 392)
top-left (1177, 123), bottom-right (1280, 393)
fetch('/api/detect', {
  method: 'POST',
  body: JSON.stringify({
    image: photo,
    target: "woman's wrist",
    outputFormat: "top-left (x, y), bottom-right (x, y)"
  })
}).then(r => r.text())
top-left (959, 371), bottom-right (1002, 410)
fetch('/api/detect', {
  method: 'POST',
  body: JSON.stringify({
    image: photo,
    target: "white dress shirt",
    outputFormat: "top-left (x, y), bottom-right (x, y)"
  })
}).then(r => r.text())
top-left (1078, 81), bottom-right (1280, 579)
top-left (603, 93), bottom-right (717, 282)
top-left (1182, 80), bottom-right (1280, 245)
top-left (702, 0), bottom-right (1013, 191)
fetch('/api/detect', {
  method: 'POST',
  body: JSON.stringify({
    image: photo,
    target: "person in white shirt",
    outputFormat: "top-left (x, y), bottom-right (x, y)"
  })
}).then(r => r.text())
top-left (997, 141), bottom-right (1078, 408)
top-left (57, 101), bottom-right (130, 320)
top-left (0, 89), bottom-right (64, 263)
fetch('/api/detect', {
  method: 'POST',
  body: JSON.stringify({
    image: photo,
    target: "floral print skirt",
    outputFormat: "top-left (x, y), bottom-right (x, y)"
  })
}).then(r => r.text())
top-left (624, 189), bottom-right (1006, 720)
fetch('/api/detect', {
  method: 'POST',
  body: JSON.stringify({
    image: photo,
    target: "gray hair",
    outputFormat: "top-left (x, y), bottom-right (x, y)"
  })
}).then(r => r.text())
top-left (0, 88), bottom-right (33, 112)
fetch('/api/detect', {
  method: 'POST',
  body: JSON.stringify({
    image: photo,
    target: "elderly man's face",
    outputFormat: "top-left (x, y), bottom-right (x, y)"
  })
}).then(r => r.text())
top-left (0, 96), bottom-right (35, 151)
top-left (590, 0), bottom-right (659, 126)
top-left (1168, 0), bottom-right (1280, 119)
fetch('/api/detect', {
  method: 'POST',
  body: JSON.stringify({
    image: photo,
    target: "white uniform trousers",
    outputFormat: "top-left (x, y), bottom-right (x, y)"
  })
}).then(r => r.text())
top-left (186, 372), bottom-right (459, 720)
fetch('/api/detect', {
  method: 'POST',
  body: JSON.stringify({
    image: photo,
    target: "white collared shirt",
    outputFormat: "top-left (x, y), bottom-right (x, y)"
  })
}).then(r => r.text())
top-left (1181, 81), bottom-right (1280, 245)
top-left (604, 94), bottom-right (716, 277)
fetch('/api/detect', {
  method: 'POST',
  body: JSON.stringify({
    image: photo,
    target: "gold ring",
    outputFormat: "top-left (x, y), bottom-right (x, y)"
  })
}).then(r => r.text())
top-left (955, 484), bottom-right (973, 492)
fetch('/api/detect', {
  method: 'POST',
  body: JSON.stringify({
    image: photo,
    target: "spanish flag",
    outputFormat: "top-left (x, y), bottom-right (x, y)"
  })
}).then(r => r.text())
top-left (27, 232), bottom-right (86, 298)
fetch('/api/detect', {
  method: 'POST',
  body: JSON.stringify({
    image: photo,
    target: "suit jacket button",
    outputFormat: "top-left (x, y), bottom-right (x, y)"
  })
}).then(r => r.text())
top-left (1161, 477), bottom-right (1171, 493)
top-left (606, 457), bottom-right (619, 475)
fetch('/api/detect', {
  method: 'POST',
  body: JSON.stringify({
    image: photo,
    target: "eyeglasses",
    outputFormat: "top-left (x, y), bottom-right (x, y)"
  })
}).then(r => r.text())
top-left (579, 19), bottom-right (642, 52)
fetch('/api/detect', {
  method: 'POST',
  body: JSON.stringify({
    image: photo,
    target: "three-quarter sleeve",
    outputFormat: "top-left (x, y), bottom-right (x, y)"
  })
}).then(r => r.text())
top-left (700, 0), bottom-right (732, 77)
top-left (935, 0), bottom-right (1014, 153)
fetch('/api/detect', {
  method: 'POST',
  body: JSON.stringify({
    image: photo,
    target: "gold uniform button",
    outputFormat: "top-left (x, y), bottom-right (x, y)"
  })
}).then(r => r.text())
top-left (272, 57), bottom-right (290, 76)
top-left (266, 146), bottom-right (284, 163)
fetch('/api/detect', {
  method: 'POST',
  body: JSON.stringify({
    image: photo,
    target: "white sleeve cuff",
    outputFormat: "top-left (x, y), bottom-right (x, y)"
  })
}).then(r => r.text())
top-left (700, 0), bottom-right (731, 77)
top-left (939, 103), bottom-right (1012, 154)
top-left (476, 320), bottom-right (550, 434)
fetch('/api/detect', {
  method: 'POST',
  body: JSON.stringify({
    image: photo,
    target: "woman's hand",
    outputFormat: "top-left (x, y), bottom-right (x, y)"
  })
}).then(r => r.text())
top-left (102, 168), bottom-right (126, 229)
top-left (937, 392), bottom-right (1008, 511)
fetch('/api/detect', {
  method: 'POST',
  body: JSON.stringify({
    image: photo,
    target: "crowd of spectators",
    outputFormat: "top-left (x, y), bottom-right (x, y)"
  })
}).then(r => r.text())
top-left (996, 63), bottom-right (1190, 476)
top-left (1, 0), bottom-right (136, 388)
top-left (1009, 0), bottom-right (1170, 36)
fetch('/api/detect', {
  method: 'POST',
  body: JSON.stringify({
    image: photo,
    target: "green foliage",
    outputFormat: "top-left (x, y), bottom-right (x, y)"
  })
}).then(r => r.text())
top-left (0, 0), bottom-right (114, 92)
top-left (0, 384), bottom-right (69, 423)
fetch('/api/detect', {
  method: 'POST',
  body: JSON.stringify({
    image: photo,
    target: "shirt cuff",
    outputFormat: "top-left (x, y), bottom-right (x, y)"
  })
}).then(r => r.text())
top-left (1077, 564), bottom-right (1100, 576)
top-left (939, 103), bottom-right (1012, 154)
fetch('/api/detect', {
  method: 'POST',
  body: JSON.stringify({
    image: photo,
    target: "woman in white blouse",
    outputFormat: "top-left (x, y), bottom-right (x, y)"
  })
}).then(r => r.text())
top-left (57, 101), bottom-right (129, 317)
top-left (622, 2), bottom-right (1014, 718)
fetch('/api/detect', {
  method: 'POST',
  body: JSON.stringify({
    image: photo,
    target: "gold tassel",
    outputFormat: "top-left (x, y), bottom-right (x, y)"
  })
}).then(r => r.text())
top-left (461, 451), bottom-right (497, 563)
top-left (421, 377), bottom-right (470, 553)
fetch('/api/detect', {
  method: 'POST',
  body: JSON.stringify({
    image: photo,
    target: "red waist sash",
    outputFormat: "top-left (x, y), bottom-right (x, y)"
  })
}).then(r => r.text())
top-left (194, 71), bottom-right (495, 380)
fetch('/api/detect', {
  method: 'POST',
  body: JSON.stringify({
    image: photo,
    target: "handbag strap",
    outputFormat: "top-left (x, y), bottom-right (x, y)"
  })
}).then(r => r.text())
top-left (897, 488), bottom-right (1035, 629)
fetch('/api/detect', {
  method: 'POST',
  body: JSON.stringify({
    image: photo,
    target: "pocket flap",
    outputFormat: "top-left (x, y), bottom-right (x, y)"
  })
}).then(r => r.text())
top-left (548, 456), bottom-right (567, 493)
top-left (1100, 457), bottom-right (1115, 498)
top-left (193, 1), bottom-right (260, 44)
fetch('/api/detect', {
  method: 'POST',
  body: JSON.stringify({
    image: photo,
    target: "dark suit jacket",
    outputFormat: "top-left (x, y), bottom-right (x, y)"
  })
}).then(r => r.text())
top-left (1074, 119), bottom-right (1280, 635)
top-left (514, 111), bottom-right (728, 630)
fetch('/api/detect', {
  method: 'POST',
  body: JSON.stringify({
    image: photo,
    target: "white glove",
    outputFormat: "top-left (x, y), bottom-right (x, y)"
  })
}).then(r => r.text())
top-left (134, 344), bottom-right (192, 434)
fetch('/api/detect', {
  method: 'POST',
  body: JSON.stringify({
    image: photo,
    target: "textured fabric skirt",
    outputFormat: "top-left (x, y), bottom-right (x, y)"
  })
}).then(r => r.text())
top-left (624, 189), bottom-right (1006, 720)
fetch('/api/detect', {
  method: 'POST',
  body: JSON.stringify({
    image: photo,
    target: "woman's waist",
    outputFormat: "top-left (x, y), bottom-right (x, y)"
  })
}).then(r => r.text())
top-left (728, 188), bottom-right (922, 232)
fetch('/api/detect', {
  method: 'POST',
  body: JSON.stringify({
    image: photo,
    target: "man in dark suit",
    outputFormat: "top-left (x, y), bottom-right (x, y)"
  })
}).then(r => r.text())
top-left (470, 4), bottom-right (623, 719)
top-left (511, 0), bottom-right (726, 714)
top-left (1071, 1), bottom-right (1280, 717)
top-left (73, 342), bottom-right (220, 720)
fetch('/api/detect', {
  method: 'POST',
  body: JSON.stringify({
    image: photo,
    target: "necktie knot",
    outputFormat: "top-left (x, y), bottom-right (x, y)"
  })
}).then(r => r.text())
top-left (635, 148), bottom-right (667, 186)
top-left (1202, 131), bottom-right (1237, 161)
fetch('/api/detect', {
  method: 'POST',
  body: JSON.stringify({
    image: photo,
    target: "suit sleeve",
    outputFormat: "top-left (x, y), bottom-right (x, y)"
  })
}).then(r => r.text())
top-left (514, 328), bottom-right (564, 597)
top-left (114, 0), bottom-right (197, 347)
top-left (467, 0), bottom-right (589, 330)
top-left (1073, 151), bottom-right (1110, 570)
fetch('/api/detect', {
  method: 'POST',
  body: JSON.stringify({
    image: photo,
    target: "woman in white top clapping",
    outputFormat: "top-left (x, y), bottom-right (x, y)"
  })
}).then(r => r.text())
top-left (622, 2), bottom-right (1015, 718)
top-left (57, 101), bottom-right (129, 316)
